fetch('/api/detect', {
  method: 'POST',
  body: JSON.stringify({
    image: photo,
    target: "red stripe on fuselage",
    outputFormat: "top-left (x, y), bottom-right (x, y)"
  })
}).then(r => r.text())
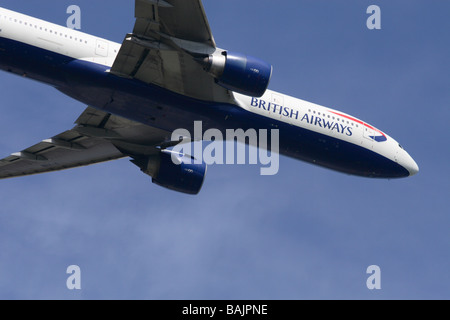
top-left (329, 110), bottom-right (386, 138)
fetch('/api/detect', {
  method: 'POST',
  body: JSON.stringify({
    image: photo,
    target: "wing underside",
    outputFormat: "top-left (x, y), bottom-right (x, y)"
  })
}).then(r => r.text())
top-left (110, 0), bottom-right (233, 103)
top-left (0, 107), bottom-right (172, 179)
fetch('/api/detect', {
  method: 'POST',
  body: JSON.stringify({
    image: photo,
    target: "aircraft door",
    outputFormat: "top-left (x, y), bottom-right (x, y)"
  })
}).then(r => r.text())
top-left (95, 39), bottom-right (108, 57)
top-left (363, 123), bottom-right (375, 140)
top-left (271, 93), bottom-right (284, 119)
top-left (363, 123), bottom-right (375, 149)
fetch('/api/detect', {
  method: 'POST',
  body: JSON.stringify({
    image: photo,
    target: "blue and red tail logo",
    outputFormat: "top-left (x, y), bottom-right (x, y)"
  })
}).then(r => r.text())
top-left (330, 111), bottom-right (387, 142)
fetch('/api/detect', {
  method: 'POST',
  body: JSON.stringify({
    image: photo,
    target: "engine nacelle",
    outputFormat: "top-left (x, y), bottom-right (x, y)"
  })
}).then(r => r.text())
top-left (131, 150), bottom-right (207, 195)
top-left (203, 51), bottom-right (272, 97)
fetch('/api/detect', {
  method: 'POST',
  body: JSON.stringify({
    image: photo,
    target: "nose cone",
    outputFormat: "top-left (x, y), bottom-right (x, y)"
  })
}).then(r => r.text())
top-left (401, 152), bottom-right (419, 177)
top-left (407, 157), bottom-right (419, 176)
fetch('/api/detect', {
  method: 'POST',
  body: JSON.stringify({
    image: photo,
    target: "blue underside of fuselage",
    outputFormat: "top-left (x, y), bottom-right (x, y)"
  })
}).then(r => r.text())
top-left (0, 36), bottom-right (409, 178)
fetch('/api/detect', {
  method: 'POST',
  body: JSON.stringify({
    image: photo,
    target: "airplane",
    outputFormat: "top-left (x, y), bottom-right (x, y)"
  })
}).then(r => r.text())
top-left (0, 1), bottom-right (418, 195)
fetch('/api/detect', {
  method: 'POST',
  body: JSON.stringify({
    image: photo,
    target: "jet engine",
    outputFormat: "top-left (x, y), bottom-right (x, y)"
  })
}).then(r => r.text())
top-left (202, 51), bottom-right (272, 97)
top-left (131, 150), bottom-right (207, 195)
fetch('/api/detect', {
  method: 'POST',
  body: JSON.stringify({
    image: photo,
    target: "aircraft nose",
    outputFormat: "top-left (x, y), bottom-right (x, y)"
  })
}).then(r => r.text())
top-left (408, 158), bottom-right (419, 176)
top-left (401, 152), bottom-right (419, 177)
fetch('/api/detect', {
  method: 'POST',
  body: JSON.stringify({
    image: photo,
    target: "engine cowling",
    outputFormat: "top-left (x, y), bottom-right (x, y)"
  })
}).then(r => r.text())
top-left (203, 51), bottom-right (273, 97)
top-left (131, 150), bottom-right (207, 195)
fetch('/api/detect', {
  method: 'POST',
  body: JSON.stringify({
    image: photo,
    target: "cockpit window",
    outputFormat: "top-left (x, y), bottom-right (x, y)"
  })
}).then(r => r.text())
top-left (399, 144), bottom-right (404, 150)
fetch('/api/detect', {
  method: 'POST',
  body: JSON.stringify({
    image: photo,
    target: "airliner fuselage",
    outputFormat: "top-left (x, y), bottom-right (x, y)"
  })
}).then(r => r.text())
top-left (0, 5), bottom-right (418, 194)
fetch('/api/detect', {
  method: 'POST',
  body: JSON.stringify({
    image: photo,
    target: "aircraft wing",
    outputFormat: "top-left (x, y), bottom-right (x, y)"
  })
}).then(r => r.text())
top-left (0, 107), bottom-right (172, 179)
top-left (110, 0), bottom-right (233, 103)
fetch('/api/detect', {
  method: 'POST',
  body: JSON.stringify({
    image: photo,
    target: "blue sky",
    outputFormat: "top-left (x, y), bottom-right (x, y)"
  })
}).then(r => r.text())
top-left (0, 0), bottom-right (449, 300)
